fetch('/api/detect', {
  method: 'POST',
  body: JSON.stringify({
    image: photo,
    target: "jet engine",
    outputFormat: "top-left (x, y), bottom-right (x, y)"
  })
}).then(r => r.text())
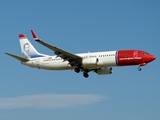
top-left (95, 68), bottom-right (112, 75)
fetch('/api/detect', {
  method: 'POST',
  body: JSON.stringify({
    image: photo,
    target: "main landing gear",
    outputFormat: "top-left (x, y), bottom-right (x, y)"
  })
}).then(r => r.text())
top-left (83, 72), bottom-right (89, 78)
top-left (74, 68), bottom-right (89, 78)
top-left (74, 68), bottom-right (80, 73)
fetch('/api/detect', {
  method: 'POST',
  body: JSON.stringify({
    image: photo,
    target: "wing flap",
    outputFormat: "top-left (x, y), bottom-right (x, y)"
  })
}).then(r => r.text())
top-left (5, 52), bottom-right (29, 62)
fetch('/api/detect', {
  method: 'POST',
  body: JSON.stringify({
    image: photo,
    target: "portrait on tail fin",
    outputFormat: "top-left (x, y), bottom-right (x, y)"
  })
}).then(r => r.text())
top-left (23, 43), bottom-right (30, 58)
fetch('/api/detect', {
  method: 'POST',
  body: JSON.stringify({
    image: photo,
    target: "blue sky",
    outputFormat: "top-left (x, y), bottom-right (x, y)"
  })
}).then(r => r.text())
top-left (0, 0), bottom-right (160, 120)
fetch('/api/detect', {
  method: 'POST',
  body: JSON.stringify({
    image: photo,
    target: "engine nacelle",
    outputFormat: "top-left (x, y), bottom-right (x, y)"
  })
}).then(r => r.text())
top-left (96, 68), bottom-right (112, 75)
top-left (82, 58), bottom-right (98, 68)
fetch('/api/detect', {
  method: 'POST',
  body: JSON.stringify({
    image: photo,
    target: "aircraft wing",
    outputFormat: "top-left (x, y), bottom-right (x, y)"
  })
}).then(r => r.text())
top-left (5, 52), bottom-right (29, 62)
top-left (31, 30), bottom-right (82, 66)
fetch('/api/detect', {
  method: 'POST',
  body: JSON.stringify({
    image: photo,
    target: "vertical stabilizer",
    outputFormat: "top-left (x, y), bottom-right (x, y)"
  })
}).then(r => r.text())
top-left (19, 34), bottom-right (46, 58)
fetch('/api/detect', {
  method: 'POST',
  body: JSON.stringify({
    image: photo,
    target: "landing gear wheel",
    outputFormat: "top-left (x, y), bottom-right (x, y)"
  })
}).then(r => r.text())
top-left (83, 72), bottom-right (89, 78)
top-left (74, 68), bottom-right (80, 73)
top-left (138, 67), bottom-right (141, 71)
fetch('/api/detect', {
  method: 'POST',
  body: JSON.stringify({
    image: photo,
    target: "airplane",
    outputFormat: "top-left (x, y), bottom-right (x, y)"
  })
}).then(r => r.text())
top-left (5, 30), bottom-right (156, 78)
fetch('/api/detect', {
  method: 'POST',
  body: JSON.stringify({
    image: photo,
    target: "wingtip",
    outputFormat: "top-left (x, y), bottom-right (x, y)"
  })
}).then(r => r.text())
top-left (31, 30), bottom-right (39, 40)
top-left (19, 34), bottom-right (26, 39)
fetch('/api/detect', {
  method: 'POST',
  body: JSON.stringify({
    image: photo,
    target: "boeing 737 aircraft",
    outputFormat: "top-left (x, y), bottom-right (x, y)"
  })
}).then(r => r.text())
top-left (5, 30), bottom-right (156, 78)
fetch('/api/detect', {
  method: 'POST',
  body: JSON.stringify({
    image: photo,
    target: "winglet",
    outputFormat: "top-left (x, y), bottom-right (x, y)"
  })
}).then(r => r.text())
top-left (31, 30), bottom-right (39, 41)
top-left (19, 34), bottom-right (26, 39)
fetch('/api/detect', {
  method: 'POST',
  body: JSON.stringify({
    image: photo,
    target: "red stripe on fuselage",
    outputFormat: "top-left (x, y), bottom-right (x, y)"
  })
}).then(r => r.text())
top-left (116, 50), bottom-right (156, 66)
top-left (117, 50), bottom-right (142, 66)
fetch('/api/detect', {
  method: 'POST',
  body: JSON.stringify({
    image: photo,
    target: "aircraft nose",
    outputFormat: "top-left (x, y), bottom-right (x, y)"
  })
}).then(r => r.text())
top-left (152, 55), bottom-right (156, 61)
top-left (150, 55), bottom-right (156, 61)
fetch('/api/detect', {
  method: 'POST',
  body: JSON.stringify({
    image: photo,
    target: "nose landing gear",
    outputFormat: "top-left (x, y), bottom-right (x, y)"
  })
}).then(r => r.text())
top-left (138, 67), bottom-right (141, 71)
top-left (138, 63), bottom-right (147, 71)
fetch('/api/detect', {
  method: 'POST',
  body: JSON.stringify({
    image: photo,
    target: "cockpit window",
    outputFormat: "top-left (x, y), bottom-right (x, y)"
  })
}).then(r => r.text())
top-left (142, 51), bottom-right (149, 54)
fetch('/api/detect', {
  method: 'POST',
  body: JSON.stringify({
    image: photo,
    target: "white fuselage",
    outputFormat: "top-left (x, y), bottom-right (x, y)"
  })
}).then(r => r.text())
top-left (22, 51), bottom-right (117, 70)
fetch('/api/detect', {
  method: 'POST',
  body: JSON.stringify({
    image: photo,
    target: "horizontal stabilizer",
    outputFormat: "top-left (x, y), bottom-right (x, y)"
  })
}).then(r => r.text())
top-left (5, 52), bottom-right (29, 62)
